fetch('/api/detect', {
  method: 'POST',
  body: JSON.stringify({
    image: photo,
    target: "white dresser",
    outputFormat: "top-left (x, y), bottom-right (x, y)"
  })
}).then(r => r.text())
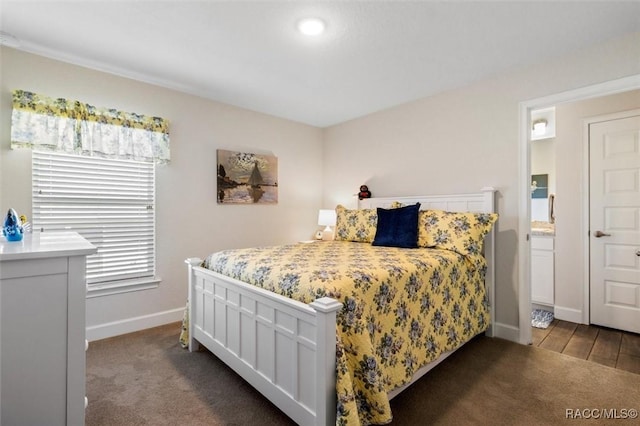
top-left (0, 232), bottom-right (96, 426)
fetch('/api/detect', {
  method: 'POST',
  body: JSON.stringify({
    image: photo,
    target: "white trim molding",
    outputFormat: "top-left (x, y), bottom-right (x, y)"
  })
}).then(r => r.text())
top-left (518, 74), bottom-right (640, 345)
top-left (86, 277), bottom-right (161, 298)
top-left (493, 322), bottom-right (521, 342)
top-left (553, 306), bottom-right (583, 324)
top-left (86, 307), bottom-right (184, 342)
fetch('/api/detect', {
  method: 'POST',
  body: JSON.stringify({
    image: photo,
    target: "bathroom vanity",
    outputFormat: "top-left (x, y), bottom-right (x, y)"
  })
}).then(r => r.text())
top-left (531, 223), bottom-right (555, 306)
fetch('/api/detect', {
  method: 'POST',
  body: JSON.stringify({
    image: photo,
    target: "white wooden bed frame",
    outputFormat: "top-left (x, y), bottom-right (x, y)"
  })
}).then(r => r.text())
top-left (185, 187), bottom-right (496, 425)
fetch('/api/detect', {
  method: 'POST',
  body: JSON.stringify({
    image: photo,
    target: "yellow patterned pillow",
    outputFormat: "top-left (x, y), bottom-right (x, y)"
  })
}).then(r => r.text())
top-left (334, 205), bottom-right (378, 243)
top-left (418, 210), bottom-right (498, 255)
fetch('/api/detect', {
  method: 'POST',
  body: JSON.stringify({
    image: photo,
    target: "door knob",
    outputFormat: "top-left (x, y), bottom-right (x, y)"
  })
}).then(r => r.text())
top-left (594, 230), bottom-right (611, 238)
top-left (636, 250), bottom-right (640, 257)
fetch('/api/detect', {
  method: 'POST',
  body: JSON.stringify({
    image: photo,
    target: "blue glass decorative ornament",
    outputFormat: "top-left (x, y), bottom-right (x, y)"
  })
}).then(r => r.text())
top-left (2, 208), bottom-right (24, 242)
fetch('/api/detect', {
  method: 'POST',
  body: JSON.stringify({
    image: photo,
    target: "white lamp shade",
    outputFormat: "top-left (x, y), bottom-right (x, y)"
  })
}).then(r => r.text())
top-left (317, 209), bottom-right (337, 227)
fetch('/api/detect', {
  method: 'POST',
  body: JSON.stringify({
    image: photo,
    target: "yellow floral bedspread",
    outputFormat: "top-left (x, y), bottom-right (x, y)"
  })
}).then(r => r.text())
top-left (202, 241), bottom-right (489, 426)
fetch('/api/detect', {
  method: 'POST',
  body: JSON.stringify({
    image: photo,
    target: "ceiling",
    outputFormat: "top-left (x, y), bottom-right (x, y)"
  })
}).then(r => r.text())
top-left (1, 1), bottom-right (639, 127)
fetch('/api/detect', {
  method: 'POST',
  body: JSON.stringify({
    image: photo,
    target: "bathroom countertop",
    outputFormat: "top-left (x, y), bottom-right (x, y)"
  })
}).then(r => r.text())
top-left (531, 221), bottom-right (555, 236)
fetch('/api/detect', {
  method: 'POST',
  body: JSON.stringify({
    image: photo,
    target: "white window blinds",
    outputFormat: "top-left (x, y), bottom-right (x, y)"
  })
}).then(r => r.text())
top-left (32, 150), bottom-right (156, 285)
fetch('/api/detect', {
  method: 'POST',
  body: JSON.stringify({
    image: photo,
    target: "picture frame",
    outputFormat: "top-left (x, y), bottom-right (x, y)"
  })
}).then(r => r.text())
top-left (531, 174), bottom-right (548, 199)
top-left (217, 149), bottom-right (278, 204)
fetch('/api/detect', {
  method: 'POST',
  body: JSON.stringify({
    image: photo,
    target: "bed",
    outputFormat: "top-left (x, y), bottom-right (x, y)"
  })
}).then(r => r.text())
top-left (185, 188), bottom-right (496, 425)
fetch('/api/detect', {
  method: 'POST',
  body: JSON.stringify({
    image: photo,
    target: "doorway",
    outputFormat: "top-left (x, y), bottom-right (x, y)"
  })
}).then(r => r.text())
top-left (518, 75), bottom-right (640, 345)
top-left (529, 107), bottom-right (556, 324)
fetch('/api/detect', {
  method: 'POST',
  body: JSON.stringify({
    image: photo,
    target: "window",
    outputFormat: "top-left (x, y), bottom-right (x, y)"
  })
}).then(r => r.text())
top-left (32, 150), bottom-right (159, 296)
top-left (11, 89), bottom-right (169, 297)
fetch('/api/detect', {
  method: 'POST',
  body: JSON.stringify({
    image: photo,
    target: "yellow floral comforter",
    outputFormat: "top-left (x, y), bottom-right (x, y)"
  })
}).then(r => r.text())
top-left (202, 241), bottom-right (489, 426)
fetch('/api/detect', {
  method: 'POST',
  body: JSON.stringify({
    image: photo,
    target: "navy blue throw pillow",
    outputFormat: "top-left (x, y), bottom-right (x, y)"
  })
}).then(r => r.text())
top-left (372, 203), bottom-right (421, 248)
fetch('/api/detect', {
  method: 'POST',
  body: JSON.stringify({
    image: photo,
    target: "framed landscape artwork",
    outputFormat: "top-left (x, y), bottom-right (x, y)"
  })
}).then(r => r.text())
top-left (217, 149), bottom-right (278, 204)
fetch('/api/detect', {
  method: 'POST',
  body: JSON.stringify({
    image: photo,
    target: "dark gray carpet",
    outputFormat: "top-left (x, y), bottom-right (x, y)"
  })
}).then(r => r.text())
top-left (86, 323), bottom-right (640, 425)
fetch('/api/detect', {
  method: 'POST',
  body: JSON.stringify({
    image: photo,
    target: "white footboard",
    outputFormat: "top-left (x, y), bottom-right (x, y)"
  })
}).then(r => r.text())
top-left (185, 258), bottom-right (342, 426)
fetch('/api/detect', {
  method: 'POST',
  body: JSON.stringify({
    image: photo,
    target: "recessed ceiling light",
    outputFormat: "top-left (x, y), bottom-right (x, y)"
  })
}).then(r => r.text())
top-left (297, 18), bottom-right (326, 36)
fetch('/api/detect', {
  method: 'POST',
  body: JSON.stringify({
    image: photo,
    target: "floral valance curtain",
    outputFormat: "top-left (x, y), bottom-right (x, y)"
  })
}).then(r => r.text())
top-left (11, 90), bottom-right (170, 164)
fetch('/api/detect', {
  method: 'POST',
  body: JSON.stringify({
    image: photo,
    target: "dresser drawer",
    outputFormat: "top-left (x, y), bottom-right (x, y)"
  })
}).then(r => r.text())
top-left (0, 257), bottom-right (68, 279)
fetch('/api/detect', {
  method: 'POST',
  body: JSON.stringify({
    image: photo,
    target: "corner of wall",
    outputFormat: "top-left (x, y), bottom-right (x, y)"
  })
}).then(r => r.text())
top-left (492, 322), bottom-right (521, 343)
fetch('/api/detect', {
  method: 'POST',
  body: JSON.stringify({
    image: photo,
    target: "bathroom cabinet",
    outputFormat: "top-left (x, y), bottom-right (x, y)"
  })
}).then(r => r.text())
top-left (531, 235), bottom-right (555, 306)
top-left (1, 232), bottom-right (96, 425)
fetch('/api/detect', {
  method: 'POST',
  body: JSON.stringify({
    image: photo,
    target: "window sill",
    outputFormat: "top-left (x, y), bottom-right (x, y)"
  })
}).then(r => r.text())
top-left (86, 277), bottom-right (161, 298)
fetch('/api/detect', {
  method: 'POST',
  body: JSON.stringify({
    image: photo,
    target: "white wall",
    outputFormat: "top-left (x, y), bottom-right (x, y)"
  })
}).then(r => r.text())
top-left (322, 32), bottom-right (640, 335)
top-left (0, 48), bottom-right (324, 340)
top-left (2, 31), bottom-right (639, 341)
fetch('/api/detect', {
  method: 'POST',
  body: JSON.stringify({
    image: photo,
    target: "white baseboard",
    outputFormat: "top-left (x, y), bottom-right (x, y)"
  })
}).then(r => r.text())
top-left (493, 322), bottom-right (520, 342)
top-left (86, 307), bottom-right (185, 342)
top-left (553, 305), bottom-right (583, 324)
top-left (84, 311), bottom-right (526, 345)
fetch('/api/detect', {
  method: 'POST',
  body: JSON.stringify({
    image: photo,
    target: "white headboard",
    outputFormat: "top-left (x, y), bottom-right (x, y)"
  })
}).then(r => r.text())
top-left (357, 187), bottom-right (496, 337)
top-left (357, 187), bottom-right (495, 214)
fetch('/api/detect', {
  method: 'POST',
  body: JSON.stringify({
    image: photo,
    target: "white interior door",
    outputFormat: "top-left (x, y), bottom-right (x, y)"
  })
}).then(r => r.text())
top-left (589, 113), bottom-right (640, 333)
